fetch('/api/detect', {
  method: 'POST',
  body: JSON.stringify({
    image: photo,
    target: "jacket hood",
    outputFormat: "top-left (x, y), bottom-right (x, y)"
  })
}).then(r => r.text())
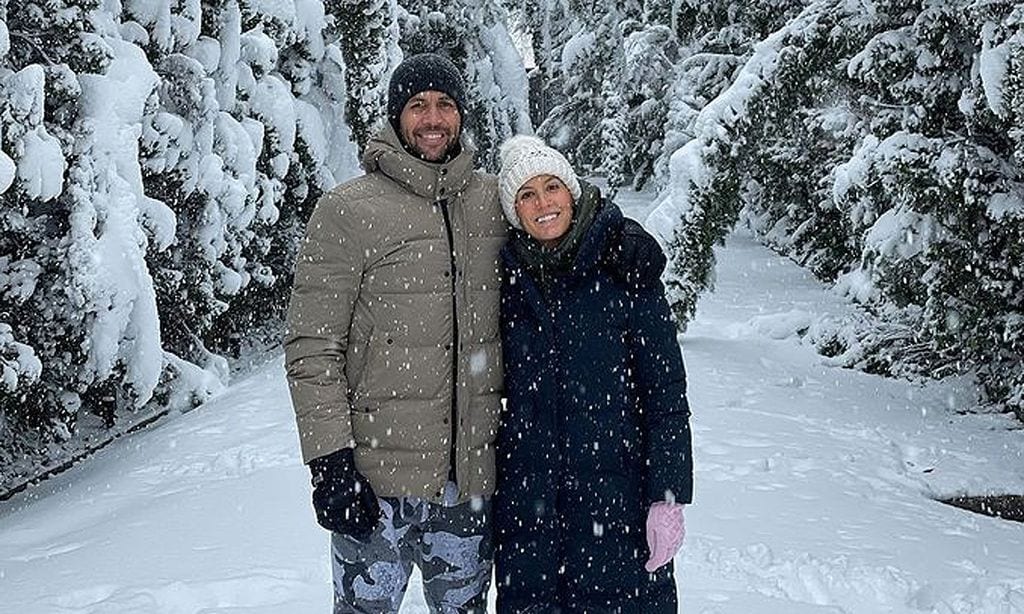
top-left (362, 123), bottom-right (477, 202)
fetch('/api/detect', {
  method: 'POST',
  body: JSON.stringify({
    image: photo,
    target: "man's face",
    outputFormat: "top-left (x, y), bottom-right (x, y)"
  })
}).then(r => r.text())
top-left (399, 91), bottom-right (461, 162)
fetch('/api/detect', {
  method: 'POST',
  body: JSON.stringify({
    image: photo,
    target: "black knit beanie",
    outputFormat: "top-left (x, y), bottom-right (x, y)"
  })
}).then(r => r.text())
top-left (387, 53), bottom-right (467, 133)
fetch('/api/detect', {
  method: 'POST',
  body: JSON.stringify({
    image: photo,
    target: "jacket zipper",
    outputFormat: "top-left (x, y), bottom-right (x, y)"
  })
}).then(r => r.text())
top-left (438, 198), bottom-right (459, 487)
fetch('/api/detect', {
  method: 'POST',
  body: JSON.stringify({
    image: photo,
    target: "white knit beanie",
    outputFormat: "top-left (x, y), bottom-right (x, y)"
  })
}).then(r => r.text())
top-left (497, 135), bottom-right (582, 229)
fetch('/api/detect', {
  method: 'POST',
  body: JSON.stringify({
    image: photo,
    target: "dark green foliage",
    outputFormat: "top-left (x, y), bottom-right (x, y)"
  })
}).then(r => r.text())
top-left (619, 21), bottom-right (675, 190)
top-left (538, 5), bottom-right (639, 175)
top-left (660, 1), bottom-right (857, 328)
top-left (664, 142), bottom-right (742, 327)
top-left (4, 0), bottom-right (109, 73)
top-left (0, 0), bottom-right (100, 483)
top-left (520, 0), bottom-right (806, 190)
top-left (209, 128), bottom-right (324, 357)
top-left (328, 0), bottom-right (394, 153)
top-left (600, 67), bottom-right (628, 190)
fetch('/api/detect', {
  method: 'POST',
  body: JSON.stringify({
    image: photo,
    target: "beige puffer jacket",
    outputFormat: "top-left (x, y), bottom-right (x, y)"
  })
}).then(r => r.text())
top-left (284, 124), bottom-right (506, 503)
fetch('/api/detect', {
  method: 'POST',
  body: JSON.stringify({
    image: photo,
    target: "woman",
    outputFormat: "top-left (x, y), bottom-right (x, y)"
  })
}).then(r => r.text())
top-left (493, 135), bottom-right (694, 613)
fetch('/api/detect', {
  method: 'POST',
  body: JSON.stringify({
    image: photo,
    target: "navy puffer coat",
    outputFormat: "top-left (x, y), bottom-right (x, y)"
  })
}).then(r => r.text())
top-left (494, 194), bottom-right (694, 614)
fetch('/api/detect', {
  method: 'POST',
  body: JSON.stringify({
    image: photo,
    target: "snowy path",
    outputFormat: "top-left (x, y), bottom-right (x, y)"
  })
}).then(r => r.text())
top-left (676, 234), bottom-right (1024, 614)
top-left (2, 192), bottom-right (1023, 613)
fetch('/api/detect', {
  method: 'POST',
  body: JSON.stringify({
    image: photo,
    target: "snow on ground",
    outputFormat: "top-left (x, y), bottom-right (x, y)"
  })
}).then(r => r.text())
top-left (1, 189), bottom-right (1023, 614)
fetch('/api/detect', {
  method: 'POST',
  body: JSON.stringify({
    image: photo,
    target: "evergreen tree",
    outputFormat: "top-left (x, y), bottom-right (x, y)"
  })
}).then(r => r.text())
top-left (0, 0), bottom-right (108, 482)
top-left (328, 0), bottom-right (399, 153)
top-left (208, 0), bottom-right (350, 355)
top-left (619, 17), bottom-right (677, 190)
top-left (536, 3), bottom-right (642, 175)
top-left (657, 0), bottom-right (855, 327)
top-left (654, 0), bottom-right (807, 185)
top-left (658, 0), bottom-right (1024, 418)
top-left (0, 0), bottom-right (358, 492)
top-left (505, 0), bottom-right (574, 125)
top-left (599, 62), bottom-right (628, 191)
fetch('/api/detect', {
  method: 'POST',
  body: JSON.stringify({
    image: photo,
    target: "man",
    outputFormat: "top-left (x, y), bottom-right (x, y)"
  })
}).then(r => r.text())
top-left (285, 53), bottom-right (504, 613)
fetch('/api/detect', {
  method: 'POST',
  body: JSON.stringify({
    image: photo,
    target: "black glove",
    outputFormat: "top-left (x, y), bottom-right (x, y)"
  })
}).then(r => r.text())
top-left (308, 448), bottom-right (381, 539)
top-left (602, 217), bottom-right (667, 288)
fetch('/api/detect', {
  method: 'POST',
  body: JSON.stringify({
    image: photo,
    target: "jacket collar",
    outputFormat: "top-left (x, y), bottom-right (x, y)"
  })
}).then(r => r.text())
top-left (362, 123), bottom-right (475, 201)
top-left (570, 186), bottom-right (622, 276)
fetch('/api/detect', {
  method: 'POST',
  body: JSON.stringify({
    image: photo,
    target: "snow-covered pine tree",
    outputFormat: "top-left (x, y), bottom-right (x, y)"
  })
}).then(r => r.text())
top-left (535, 2), bottom-right (642, 175)
top-left (744, 1), bottom-right (1024, 417)
top-left (131, 0), bottom-right (240, 375)
top-left (654, 0), bottom-right (808, 187)
top-left (908, 1), bottom-right (1024, 418)
top-left (1, 0), bottom-right (360, 493)
top-left (649, 0), bottom-right (826, 327)
top-left (618, 16), bottom-right (677, 190)
top-left (979, 5), bottom-right (1024, 418)
top-left (0, 0), bottom-right (107, 483)
top-left (656, 0), bottom-right (1024, 417)
top-left (505, 0), bottom-right (574, 126)
top-left (599, 53), bottom-right (627, 191)
top-left (328, 0), bottom-right (399, 152)
top-left (206, 0), bottom-right (354, 356)
top-left (397, 0), bottom-right (531, 170)
top-left (135, 0), bottom-right (353, 363)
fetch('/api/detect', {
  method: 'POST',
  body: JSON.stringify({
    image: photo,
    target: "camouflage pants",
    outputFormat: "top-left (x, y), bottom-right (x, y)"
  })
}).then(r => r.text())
top-left (331, 487), bottom-right (492, 614)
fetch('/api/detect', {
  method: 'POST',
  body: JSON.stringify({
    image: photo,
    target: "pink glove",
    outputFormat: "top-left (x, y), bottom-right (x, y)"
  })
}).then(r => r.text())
top-left (644, 502), bottom-right (685, 572)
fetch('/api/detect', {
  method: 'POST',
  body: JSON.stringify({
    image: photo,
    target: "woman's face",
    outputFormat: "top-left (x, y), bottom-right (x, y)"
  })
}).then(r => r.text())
top-left (514, 175), bottom-right (574, 248)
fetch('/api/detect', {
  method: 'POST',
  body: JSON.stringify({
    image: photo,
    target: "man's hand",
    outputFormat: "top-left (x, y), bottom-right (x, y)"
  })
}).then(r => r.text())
top-left (308, 448), bottom-right (381, 539)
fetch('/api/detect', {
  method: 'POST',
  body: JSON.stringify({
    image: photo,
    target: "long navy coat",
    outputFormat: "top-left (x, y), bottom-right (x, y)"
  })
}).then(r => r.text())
top-left (494, 199), bottom-right (694, 614)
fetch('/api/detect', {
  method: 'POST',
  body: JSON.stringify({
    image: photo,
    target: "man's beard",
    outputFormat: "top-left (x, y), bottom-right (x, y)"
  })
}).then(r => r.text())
top-left (408, 133), bottom-right (461, 162)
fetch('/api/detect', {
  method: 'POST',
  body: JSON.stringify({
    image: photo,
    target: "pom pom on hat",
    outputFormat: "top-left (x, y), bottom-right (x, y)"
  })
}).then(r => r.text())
top-left (498, 135), bottom-right (581, 229)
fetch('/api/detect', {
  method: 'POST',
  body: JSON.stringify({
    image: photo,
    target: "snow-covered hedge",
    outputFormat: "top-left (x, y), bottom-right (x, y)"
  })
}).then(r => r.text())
top-left (0, 0), bottom-right (359, 493)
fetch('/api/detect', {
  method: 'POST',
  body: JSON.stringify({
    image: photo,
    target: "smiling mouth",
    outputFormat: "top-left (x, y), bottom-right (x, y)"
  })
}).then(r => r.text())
top-left (417, 132), bottom-right (448, 143)
top-left (534, 213), bottom-right (559, 224)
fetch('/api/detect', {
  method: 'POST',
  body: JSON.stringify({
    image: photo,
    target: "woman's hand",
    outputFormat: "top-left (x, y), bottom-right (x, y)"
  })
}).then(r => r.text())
top-left (644, 501), bottom-right (686, 572)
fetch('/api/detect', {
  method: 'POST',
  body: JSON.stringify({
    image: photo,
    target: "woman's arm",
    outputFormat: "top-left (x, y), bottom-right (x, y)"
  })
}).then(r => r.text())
top-left (625, 238), bottom-right (694, 506)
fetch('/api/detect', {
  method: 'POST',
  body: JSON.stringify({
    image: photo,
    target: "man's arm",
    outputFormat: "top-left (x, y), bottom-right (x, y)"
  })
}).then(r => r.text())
top-left (285, 189), bottom-right (366, 463)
